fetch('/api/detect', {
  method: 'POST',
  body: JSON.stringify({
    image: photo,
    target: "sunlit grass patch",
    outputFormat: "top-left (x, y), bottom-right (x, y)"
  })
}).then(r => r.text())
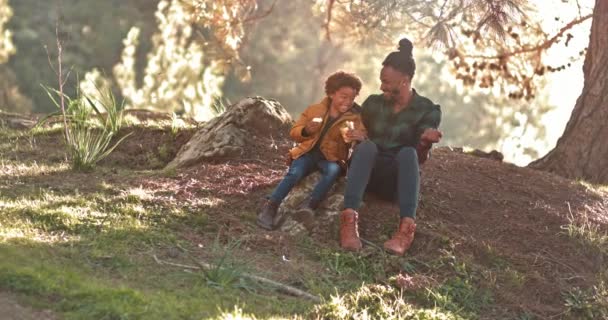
top-left (562, 210), bottom-right (608, 255)
top-left (213, 305), bottom-right (296, 320)
top-left (121, 113), bottom-right (198, 131)
top-left (576, 179), bottom-right (608, 195)
top-left (401, 250), bottom-right (494, 318)
top-left (214, 306), bottom-right (258, 320)
top-left (313, 283), bottom-right (464, 320)
top-left (122, 185), bottom-right (155, 203)
top-left (28, 124), bottom-right (66, 136)
top-left (296, 248), bottom-right (390, 296)
top-left (0, 181), bottom-right (310, 317)
top-left (0, 160), bottom-right (69, 178)
top-left (0, 238), bottom-right (311, 319)
top-left (0, 191), bottom-right (167, 245)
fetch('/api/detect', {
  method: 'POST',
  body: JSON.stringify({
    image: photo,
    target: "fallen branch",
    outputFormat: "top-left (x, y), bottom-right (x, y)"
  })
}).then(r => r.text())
top-left (153, 254), bottom-right (321, 303)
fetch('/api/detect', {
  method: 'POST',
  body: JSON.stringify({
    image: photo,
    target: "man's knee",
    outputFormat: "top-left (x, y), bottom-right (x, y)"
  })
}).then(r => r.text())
top-left (353, 140), bottom-right (378, 159)
top-left (396, 146), bottom-right (418, 163)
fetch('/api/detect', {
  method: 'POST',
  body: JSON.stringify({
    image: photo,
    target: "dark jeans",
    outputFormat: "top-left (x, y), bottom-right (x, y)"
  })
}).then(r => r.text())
top-left (344, 140), bottom-right (420, 219)
top-left (269, 150), bottom-right (342, 204)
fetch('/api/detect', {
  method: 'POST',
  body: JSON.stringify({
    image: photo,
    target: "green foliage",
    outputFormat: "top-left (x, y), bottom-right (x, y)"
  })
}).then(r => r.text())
top-left (79, 68), bottom-right (125, 134)
top-left (424, 276), bottom-right (492, 316)
top-left (404, 250), bottom-right (493, 318)
top-left (113, 0), bottom-right (224, 121)
top-left (0, 180), bottom-right (309, 318)
top-left (203, 238), bottom-right (252, 290)
top-left (170, 112), bottom-right (182, 137)
top-left (7, 0), bottom-right (160, 113)
top-left (563, 283), bottom-right (608, 319)
top-left (320, 250), bottom-right (386, 284)
top-left (41, 84), bottom-right (131, 171)
top-left (0, 0), bottom-right (15, 64)
top-left (0, 1), bottom-right (32, 113)
top-left (214, 306), bottom-right (258, 320)
top-left (0, 66), bottom-right (33, 113)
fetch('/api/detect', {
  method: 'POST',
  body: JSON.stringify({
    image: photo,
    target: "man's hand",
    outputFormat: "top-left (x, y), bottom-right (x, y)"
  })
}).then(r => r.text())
top-left (346, 129), bottom-right (367, 142)
top-left (420, 128), bottom-right (442, 144)
top-left (304, 120), bottom-right (322, 136)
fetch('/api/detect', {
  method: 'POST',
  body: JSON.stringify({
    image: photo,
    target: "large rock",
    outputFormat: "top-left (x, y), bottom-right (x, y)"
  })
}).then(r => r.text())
top-left (166, 97), bottom-right (292, 169)
top-left (277, 172), bottom-right (358, 236)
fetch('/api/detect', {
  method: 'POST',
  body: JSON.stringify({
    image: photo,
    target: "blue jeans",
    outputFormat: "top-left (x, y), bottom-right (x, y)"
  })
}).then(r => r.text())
top-left (269, 150), bottom-right (342, 204)
top-left (343, 140), bottom-right (420, 219)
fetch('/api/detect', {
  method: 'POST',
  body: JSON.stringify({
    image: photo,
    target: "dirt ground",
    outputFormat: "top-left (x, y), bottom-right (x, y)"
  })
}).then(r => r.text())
top-left (137, 128), bottom-right (607, 318)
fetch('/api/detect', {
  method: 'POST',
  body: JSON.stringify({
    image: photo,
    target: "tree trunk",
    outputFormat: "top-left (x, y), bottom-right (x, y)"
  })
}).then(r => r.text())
top-left (529, 0), bottom-right (608, 184)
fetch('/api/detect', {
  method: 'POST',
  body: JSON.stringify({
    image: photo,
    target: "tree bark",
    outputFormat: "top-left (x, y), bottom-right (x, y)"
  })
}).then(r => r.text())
top-left (529, 0), bottom-right (608, 184)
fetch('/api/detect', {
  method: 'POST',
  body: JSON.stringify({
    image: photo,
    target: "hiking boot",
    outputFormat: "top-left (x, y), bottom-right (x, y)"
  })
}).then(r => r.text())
top-left (292, 197), bottom-right (320, 229)
top-left (340, 209), bottom-right (362, 251)
top-left (257, 199), bottom-right (280, 230)
top-left (383, 218), bottom-right (416, 256)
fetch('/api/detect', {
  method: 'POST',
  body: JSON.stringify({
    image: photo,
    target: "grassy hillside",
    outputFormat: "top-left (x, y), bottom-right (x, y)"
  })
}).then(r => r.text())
top-left (0, 121), bottom-right (607, 319)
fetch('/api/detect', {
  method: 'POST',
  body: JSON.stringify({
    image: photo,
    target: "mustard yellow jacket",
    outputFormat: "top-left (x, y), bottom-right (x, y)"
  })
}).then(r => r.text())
top-left (289, 97), bottom-right (364, 162)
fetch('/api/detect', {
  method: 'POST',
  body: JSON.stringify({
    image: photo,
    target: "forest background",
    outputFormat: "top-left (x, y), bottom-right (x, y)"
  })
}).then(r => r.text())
top-left (0, 0), bottom-right (594, 165)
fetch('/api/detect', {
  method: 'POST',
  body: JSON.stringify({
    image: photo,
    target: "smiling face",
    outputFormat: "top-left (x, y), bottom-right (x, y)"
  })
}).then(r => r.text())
top-left (329, 86), bottom-right (357, 114)
top-left (380, 66), bottom-right (410, 103)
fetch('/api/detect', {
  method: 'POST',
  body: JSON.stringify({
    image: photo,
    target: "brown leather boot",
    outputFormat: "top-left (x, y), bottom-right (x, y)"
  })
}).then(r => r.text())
top-left (257, 200), bottom-right (280, 230)
top-left (340, 209), bottom-right (362, 251)
top-left (383, 218), bottom-right (416, 256)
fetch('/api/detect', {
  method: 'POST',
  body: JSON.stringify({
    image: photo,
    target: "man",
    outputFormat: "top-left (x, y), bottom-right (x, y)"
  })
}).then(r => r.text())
top-left (340, 38), bottom-right (443, 256)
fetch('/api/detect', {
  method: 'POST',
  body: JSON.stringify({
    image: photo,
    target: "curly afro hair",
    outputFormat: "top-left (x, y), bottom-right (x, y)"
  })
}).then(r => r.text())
top-left (324, 71), bottom-right (362, 96)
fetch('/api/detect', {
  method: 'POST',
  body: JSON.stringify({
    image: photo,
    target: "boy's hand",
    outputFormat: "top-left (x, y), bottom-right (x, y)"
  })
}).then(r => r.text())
top-left (346, 129), bottom-right (366, 141)
top-left (304, 120), bottom-right (322, 135)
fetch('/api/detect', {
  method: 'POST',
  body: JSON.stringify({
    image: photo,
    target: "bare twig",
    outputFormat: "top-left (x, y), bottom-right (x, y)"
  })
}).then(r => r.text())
top-left (56, 12), bottom-right (69, 143)
top-left (323, 0), bottom-right (336, 41)
top-left (45, 1), bottom-right (70, 144)
top-left (242, 0), bottom-right (277, 24)
top-left (153, 254), bottom-right (321, 302)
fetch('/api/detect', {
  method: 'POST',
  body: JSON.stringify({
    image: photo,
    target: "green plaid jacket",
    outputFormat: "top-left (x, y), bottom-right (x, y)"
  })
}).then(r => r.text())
top-left (361, 89), bottom-right (441, 152)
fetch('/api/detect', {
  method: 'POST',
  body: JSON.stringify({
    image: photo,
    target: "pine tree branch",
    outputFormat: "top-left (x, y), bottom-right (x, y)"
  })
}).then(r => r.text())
top-left (241, 0), bottom-right (277, 24)
top-left (463, 14), bottom-right (592, 60)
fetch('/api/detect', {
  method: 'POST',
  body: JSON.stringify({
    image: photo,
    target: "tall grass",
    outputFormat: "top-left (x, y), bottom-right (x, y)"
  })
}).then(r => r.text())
top-left (562, 210), bottom-right (608, 256)
top-left (40, 84), bottom-right (131, 171)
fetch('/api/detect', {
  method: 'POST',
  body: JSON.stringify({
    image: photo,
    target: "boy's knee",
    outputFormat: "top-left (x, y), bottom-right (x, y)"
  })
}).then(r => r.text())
top-left (286, 166), bottom-right (307, 179)
top-left (326, 162), bottom-right (342, 177)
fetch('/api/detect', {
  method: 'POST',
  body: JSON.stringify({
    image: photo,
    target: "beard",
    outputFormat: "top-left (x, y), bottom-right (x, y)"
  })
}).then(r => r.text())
top-left (383, 89), bottom-right (400, 103)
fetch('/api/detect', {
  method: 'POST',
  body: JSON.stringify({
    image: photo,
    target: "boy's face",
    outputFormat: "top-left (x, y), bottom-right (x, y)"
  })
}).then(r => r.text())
top-left (330, 86), bottom-right (357, 113)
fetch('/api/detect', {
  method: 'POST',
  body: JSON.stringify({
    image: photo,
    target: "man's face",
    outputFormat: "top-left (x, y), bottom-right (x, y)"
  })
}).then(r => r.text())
top-left (380, 66), bottom-right (409, 103)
